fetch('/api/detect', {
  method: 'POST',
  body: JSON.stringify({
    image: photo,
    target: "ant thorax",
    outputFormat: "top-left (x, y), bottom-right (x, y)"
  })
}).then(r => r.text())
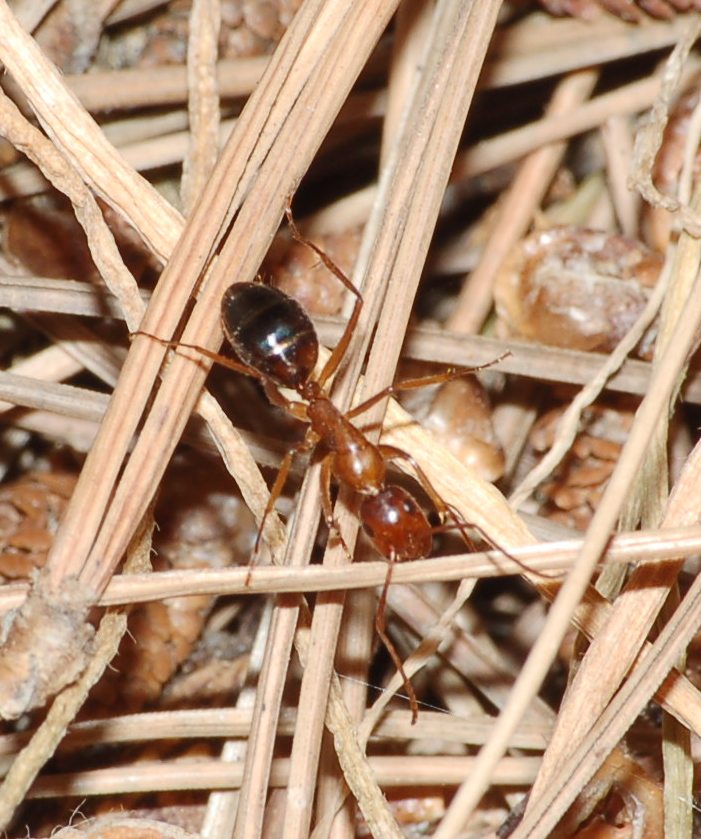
top-left (303, 396), bottom-right (385, 493)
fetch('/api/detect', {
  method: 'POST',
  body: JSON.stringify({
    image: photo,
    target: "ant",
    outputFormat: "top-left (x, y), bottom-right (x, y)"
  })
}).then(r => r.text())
top-left (138, 205), bottom-right (509, 722)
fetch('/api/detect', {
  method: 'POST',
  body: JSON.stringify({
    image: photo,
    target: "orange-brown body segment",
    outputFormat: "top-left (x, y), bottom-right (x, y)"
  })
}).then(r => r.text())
top-left (304, 388), bottom-right (386, 495)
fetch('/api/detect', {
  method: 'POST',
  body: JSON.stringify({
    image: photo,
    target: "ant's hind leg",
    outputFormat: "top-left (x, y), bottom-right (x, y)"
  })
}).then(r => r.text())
top-left (132, 330), bottom-right (266, 381)
top-left (284, 203), bottom-right (362, 305)
top-left (262, 380), bottom-right (309, 423)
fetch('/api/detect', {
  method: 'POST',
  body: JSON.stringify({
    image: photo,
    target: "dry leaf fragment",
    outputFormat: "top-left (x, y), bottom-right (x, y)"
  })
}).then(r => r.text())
top-left (90, 458), bottom-right (256, 711)
top-left (495, 227), bottom-right (662, 359)
top-left (529, 401), bottom-right (634, 529)
top-left (357, 793), bottom-right (445, 837)
top-left (412, 375), bottom-right (506, 482)
top-left (51, 815), bottom-right (203, 839)
top-left (0, 470), bottom-right (77, 581)
top-left (0, 573), bottom-right (95, 719)
top-left (539, 0), bottom-right (701, 20)
top-left (643, 73), bottom-right (701, 250)
top-left (554, 749), bottom-right (663, 838)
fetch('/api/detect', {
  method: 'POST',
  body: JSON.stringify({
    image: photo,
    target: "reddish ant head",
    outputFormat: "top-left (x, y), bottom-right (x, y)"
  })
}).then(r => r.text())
top-left (360, 485), bottom-right (432, 562)
top-left (221, 282), bottom-right (318, 389)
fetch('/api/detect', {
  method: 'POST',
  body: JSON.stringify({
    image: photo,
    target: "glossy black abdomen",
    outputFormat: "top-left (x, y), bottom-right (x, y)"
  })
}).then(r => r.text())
top-left (221, 282), bottom-right (318, 389)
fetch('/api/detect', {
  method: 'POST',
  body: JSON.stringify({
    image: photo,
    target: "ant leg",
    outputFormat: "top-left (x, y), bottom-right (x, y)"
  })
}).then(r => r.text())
top-left (346, 354), bottom-right (511, 422)
top-left (247, 433), bottom-right (316, 583)
top-left (262, 380), bottom-right (309, 423)
top-left (379, 445), bottom-right (554, 579)
top-left (375, 557), bottom-right (419, 724)
top-left (440, 503), bottom-right (557, 580)
top-left (284, 203), bottom-right (363, 389)
top-left (132, 330), bottom-right (268, 381)
top-left (134, 331), bottom-right (310, 424)
top-left (379, 444), bottom-right (451, 521)
top-left (318, 456), bottom-right (352, 561)
top-left (137, 329), bottom-right (317, 556)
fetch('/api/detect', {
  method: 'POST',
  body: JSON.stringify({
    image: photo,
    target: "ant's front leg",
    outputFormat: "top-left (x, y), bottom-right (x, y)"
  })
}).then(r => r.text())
top-left (284, 201), bottom-right (364, 390)
top-left (345, 354), bottom-right (512, 422)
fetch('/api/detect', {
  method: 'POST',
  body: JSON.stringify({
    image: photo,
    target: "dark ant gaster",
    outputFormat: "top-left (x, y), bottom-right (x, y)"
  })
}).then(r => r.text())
top-left (138, 204), bottom-right (509, 722)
